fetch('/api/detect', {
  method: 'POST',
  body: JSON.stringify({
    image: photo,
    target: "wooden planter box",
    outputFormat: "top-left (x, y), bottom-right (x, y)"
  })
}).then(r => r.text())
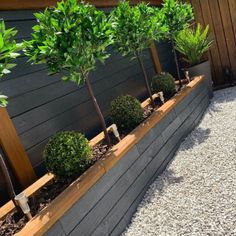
top-left (0, 76), bottom-right (210, 236)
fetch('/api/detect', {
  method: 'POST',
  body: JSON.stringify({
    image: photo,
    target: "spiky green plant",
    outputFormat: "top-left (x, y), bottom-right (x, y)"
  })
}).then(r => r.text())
top-left (0, 20), bottom-right (20, 107)
top-left (175, 23), bottom-right (213, 66)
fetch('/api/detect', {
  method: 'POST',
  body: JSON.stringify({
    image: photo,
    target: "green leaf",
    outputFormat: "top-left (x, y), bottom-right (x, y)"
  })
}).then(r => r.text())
top-left (25, 0), bottom-right (111, 85)
top-left (0, 94), bottom-right (8, 107)
top-left (0, 35), bottom-right (4, 49)
top-left (110, 1), bottom-right (166, 57)
top-left (161, 0), bottom-right (194, 40)
top-left (2, 68), bottom-right (11, 74)
top-left (5, 63), bottom-right (17, 69)
top-left (175, 23), bottom-right (213, 65)
top-left (62, 75), bottom-right (69, 81)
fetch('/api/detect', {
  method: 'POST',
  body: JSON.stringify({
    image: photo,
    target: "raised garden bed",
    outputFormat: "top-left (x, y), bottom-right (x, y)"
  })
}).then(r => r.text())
top-left (0, 76), bottom-right (210, 236)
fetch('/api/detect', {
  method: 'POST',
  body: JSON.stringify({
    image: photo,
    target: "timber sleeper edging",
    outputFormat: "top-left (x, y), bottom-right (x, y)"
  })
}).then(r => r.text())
top-left (0, 76), bottom-right (207, 236)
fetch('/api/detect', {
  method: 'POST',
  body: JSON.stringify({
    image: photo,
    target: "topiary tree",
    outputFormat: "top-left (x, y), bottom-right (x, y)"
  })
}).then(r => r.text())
top-left (43, 131), bottom-right (92, 178)
top-left (109, 95), bottom-right (144, 132)
top-left (25, 0), bottom-right (112, 145)
top-left (151, 72), bottom-right (176, 99)
top-left (0, 20), bottom-right (20, 107)
top-left (161, 0), bottom-right (193, 88)
top-left (110, 1), bottom-right (167, 108)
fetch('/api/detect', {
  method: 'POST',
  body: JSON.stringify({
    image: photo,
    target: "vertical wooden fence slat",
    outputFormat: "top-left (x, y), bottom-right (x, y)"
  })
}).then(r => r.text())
top-left (199, 0), bottom-right (223, 86)
top-left (228, 0), bottom-right (236, 39)
top-left (149, 41), bottom-right (162, 74)
top-left (190, 0), bottom-right (216, 81)
top-left (218, 0), bottom-right (236, 79)
top-left (190, 0), bottom-right (236, 86)
top-left (0, 108), bottom-right (36, 188)
top-left (209, 0), bottom-right (231, 82)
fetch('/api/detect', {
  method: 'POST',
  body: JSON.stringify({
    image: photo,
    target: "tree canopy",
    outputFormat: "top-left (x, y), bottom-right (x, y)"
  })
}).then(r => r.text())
top-left (25, 0), bottom-right (112, 85)
top-left (110, 1), bottom-right (167, 56)
top-left (161, 0), bottom-right (193, 40)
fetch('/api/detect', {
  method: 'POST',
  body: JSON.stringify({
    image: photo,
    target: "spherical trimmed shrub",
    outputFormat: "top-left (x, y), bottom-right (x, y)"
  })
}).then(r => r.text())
top-left (110, 95), bottom-right (144, 132)
top-left (151, 72), bottom-right (176, 98)
top-left (43, 131), bottom-right (92, 179)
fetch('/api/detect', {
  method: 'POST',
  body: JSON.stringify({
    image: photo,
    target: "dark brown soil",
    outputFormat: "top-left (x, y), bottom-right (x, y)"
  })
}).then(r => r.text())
top-left (0, 95), bottom-right (168, 236)
top-left (0, 212), bottom-right (27, 236)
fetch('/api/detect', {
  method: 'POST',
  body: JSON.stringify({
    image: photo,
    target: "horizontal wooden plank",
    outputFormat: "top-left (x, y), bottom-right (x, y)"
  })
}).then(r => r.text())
top-left (7, 80), bottom-right (78, 117)
top-left (0, 10), bottom-right (35, 21)
top-left (0, 0), bottom-right (162, 10)
top-left (0, 56), bottom-right (45, 81)
top-left (0, 69), bottom-right (58, 98)
top-left (21, 66), bottom-right (154, 167)
top-left (5, 20), bottom-right (36, 40)
top-left (9, 52), bottom-right (152, 118)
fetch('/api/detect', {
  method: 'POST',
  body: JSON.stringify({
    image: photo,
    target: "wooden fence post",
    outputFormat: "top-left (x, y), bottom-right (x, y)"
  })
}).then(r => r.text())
top-left (149, 41), bottom-right (162, 74)
top-left (0, 107), bottom-right (37, 188)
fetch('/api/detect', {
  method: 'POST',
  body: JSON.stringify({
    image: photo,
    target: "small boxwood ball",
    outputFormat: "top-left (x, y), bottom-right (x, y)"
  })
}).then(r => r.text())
top-left (110, 95), bottom-right (144, 132)
top-left (43, 131), bottom-right (92, 179)
top-left (152, 72), bottom-right (176, 98)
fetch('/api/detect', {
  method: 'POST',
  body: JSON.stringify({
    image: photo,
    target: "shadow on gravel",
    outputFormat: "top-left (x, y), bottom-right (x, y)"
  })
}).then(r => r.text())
top-left (179, 127), bottom-right (211, 151)
top-left (145, 169), bottom-right (184, 201)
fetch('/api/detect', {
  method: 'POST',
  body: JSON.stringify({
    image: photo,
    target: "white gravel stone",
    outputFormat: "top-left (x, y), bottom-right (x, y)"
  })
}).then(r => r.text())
top-left (123, 87), bottom-right (236, 236)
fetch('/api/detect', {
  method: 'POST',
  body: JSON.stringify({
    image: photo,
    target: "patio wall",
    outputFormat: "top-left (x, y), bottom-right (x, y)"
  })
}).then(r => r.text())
top-left (45, 76), bottom-right (210, 236)
top-left (0, 10), bottom-right (176, 176)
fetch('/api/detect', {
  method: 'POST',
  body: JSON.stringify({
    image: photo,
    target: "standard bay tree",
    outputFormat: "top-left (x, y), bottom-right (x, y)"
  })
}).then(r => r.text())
top-left (161, 0), bottom-right (193, 88)
top-left (25, 0), bottom-right (112, 145)
top-left (110, 1), bottom-right (167, 108)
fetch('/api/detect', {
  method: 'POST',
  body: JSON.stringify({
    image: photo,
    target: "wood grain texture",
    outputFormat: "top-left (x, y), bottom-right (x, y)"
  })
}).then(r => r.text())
top-left (190, 0), bottom-right (216, 80)
top-left (149, 41), bottom-right (162, 73)
top-left (208, 1), bottom-right (230, 72)
top-left (218, 0), bottom-right (236, 76)
top-left (228, 0), bottom-right (236, 39)
top-left (198, 0), bottom-right (222, 85)
top-left (0, 0), bottom-right (163, 10)
top-left (191, 0), bottom-right (236, 85)
top-left (0, 108), bottom-right (36, 188)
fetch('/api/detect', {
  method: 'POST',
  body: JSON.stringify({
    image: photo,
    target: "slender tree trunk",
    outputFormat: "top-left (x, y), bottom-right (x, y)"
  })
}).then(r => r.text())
top-left (136, 51), bottom-right (155, 108)
top-left (0, 153), bottom-right (23, 215)
top-left (85, 77), bottom-right (111, 146)
top-left (171, 39), bottom-right (182, 89)
top-left (0, 154), bottom-right (16, 200)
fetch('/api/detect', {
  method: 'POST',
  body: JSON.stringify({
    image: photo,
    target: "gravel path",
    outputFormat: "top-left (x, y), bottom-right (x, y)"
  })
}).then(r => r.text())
top-left (123, 87), bottom-right (236, 236)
